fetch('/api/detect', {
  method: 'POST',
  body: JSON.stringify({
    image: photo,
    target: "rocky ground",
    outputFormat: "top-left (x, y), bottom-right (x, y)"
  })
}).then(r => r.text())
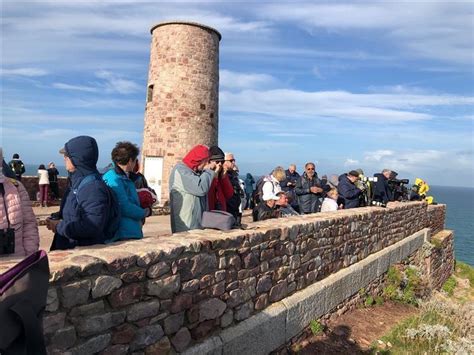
top-left (293, 262), bottom-right (474, 354)
top-left (294, 302), bottom-right (417, 354)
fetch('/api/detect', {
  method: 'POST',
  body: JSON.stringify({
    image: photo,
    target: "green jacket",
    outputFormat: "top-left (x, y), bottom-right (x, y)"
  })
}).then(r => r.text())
top-left (169, 162), bottom-right (215, 233)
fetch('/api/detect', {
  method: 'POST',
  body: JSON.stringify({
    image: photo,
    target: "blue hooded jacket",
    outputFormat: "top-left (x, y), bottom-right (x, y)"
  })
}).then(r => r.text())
top-left (51, 136), bottom-right (110, 250)
top-left (103, 163), bottom-right (146, 241)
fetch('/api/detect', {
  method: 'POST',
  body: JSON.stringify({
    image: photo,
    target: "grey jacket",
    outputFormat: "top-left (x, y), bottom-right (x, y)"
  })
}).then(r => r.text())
top-left (169, 162), bottom-right (215, 233)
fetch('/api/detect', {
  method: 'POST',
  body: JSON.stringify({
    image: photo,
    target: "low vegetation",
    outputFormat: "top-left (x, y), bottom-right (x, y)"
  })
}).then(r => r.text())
top-left (309, 320), bottom-right (324, 336)
top-left (372, 261), bottom-right (474, 354)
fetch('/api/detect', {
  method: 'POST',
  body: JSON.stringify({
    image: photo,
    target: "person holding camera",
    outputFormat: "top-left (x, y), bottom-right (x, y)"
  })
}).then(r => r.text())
top-left (207, 146), bottom-right (233, 211)
top-left (169, 145), bottom-right (217, 233)
top-left (373, 169), bottom-right (393, 205)
top-left (0, 148), bottom-right (39, 257)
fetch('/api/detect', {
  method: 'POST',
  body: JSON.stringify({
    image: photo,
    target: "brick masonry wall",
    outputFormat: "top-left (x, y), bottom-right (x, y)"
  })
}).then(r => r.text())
top-left (276, 230), bottom-right (455, 354)
top-left (422, 230), bottom-right (455, 290)
top-left (19, 176), bottom-right (69, 201)
top-left (426, 204), bottom-right (445, 235)
top-left (142, 22), bottom-right (220, 203)
top-left (0, 202), bottom-right (448, 354)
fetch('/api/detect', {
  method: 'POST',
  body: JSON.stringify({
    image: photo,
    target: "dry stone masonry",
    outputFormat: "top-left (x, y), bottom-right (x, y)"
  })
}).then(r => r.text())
top-left (0, 202), bottom-right (451, 354)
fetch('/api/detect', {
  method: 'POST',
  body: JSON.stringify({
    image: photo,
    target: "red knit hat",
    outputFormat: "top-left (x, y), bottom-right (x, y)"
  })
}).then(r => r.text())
top-left (182, 145), bottom-right (209, 170)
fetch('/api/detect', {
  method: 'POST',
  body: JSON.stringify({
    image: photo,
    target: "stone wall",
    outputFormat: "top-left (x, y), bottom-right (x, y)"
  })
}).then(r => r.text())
top-left (19, 176), bottom-right (68, 201)
top-left (0, 202), bottom-right (449, 354)
top-left (422, 230), bottom-right (455, 290)
top-left (426, 204), bottom-right (445, 235)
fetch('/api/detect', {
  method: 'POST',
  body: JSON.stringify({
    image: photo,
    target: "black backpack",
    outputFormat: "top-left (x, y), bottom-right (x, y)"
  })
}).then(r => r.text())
top-left (9, 160), bottom-right (24, 176)
top-left (73, 174), bottom-right (121, 241)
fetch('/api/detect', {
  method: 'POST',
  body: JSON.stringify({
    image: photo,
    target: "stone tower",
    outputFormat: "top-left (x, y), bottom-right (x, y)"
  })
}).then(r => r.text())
top-left (141, 21), bottom-right (221, 204)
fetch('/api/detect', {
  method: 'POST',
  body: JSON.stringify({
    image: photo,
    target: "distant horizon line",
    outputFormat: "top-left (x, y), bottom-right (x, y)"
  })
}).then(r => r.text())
top-left (19, 164), bottom-right (474, 190)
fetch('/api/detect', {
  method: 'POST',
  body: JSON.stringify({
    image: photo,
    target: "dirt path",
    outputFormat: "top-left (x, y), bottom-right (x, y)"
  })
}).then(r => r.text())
top-left (296, 302), bottom-right (418, 354)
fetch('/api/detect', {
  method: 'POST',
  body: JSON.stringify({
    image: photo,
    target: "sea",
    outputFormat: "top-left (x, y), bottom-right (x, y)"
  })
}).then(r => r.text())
top-left (22, 165), bottom-right (473, 266)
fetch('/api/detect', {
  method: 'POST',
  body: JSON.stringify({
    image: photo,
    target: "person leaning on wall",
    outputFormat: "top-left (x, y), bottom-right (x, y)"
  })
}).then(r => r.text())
top-left (102, 141), bottom-right (152, 242)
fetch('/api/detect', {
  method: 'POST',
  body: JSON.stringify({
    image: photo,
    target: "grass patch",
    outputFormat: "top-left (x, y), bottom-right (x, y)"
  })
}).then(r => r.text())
top-left (455, 261), bottom-right (474, 286)
top-left (442, 276), bottom-right (457, 296)
top-left (382, 266), bottom-right (422, 305)
top-left (309, 320), bottom-right (324, 336)
top-left (372, 295), bottom-right (472, 354)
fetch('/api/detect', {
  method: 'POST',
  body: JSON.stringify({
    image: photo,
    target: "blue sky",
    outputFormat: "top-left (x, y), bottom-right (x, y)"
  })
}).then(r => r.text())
top-left (1, 1), bottom-right (473, 187)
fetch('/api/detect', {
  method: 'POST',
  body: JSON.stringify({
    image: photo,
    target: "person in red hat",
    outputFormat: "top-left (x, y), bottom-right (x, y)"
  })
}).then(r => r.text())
top-left (169, 145), bottom-right (217, 233)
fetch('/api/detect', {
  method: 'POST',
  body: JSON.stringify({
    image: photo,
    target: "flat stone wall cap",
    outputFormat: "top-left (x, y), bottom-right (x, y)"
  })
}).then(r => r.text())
top-left (150, 20), bottom-right (222, 40)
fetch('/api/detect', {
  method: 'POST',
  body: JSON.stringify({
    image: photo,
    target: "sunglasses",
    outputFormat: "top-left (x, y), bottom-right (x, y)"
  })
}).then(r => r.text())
top-left (306, 167), bottom-right (315, 171)
top-left (226, 159), bottom-right (235, 163)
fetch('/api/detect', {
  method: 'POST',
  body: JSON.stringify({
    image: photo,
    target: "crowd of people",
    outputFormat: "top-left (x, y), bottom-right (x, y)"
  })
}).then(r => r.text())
top-left (1, 137), bottom-right (410, 256)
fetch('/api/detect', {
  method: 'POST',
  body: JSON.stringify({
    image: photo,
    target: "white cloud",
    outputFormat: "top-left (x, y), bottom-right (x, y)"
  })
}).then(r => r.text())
top-left (221, 89), bottom-right (473, 123)
top-left (52, 83), bottom-right (98, 92)
top-left (344, 158), bottom-right (360, 166)
top-left (1, 68), bottom-right (48, 77)
top-left (52, 71), bottom-right (141, 95)
top-left (95, 70), bottom-right (141, 94)
top-left (220, 70), bottom-right (277, 90)
top-left (257, 3), bottom-right (474, 65)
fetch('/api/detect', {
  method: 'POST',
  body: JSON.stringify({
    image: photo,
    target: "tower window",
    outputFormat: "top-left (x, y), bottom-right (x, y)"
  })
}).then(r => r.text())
top-left (147, 84), bottom-right (154, 103)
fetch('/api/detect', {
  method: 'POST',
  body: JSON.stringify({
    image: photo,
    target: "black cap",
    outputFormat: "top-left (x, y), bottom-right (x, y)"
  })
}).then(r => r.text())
top-left (209, 146), bottom-right (224, 161)
top-left (13, 153), bottom-right (19, 159)
top-left (348, 170), bottom-right (360, 177)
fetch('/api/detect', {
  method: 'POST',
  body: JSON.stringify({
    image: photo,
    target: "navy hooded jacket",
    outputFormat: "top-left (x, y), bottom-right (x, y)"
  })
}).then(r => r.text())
top-left (51, 136), bottom-right (110, 250)
top-left (337, 174), bottom-right (362, 209)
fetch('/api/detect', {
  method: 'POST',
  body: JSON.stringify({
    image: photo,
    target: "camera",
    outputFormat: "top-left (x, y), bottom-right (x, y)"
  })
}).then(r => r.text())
top-left (0, 228), bottom-right (15, 255)
top-left (387, 172), bottom-right (410, 201)
top-left (371, 200), bottom-right (386, 208)
top-left (361, 176), bottom-right (378, 183)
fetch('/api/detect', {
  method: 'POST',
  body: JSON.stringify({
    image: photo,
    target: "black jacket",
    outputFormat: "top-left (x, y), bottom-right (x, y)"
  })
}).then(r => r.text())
top-left (337, 174), bottom-right (361, 209)
top-left (373, 173), bottom-right (393, 204)
top-left (255, 202), bottom-right (280, 221)
top-left (48, 167), bottom-right (59, 183)
top-left (226, 170), bottom-right (243, 218)
top-left (295, 172), bottom-right (330, 214)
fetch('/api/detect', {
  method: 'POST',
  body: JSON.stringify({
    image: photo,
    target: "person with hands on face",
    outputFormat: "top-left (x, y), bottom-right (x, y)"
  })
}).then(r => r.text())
top-left (207, 146), bottom-right (233, 211)
top-left (169, 145), bottom-right (217, 233)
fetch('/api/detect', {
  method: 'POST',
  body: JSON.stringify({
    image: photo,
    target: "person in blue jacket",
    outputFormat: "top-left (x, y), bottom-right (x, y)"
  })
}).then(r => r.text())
top-left (48, 136), bottom-right (112, 250)
top-left (103, 141), bottom-right (151, 241)
top-left (337, 170), bottom-right (363, 209)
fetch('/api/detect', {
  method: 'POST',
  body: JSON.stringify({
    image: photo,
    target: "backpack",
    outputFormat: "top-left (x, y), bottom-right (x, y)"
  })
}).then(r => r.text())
top-left (73, 174), bottom-right (121, 241)
top-left (252, 175), bottom-right (273, 206)
top-left (251, 176), bottom-right (276, 222)
top-left (10, 160), bottom-right (24, 176)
